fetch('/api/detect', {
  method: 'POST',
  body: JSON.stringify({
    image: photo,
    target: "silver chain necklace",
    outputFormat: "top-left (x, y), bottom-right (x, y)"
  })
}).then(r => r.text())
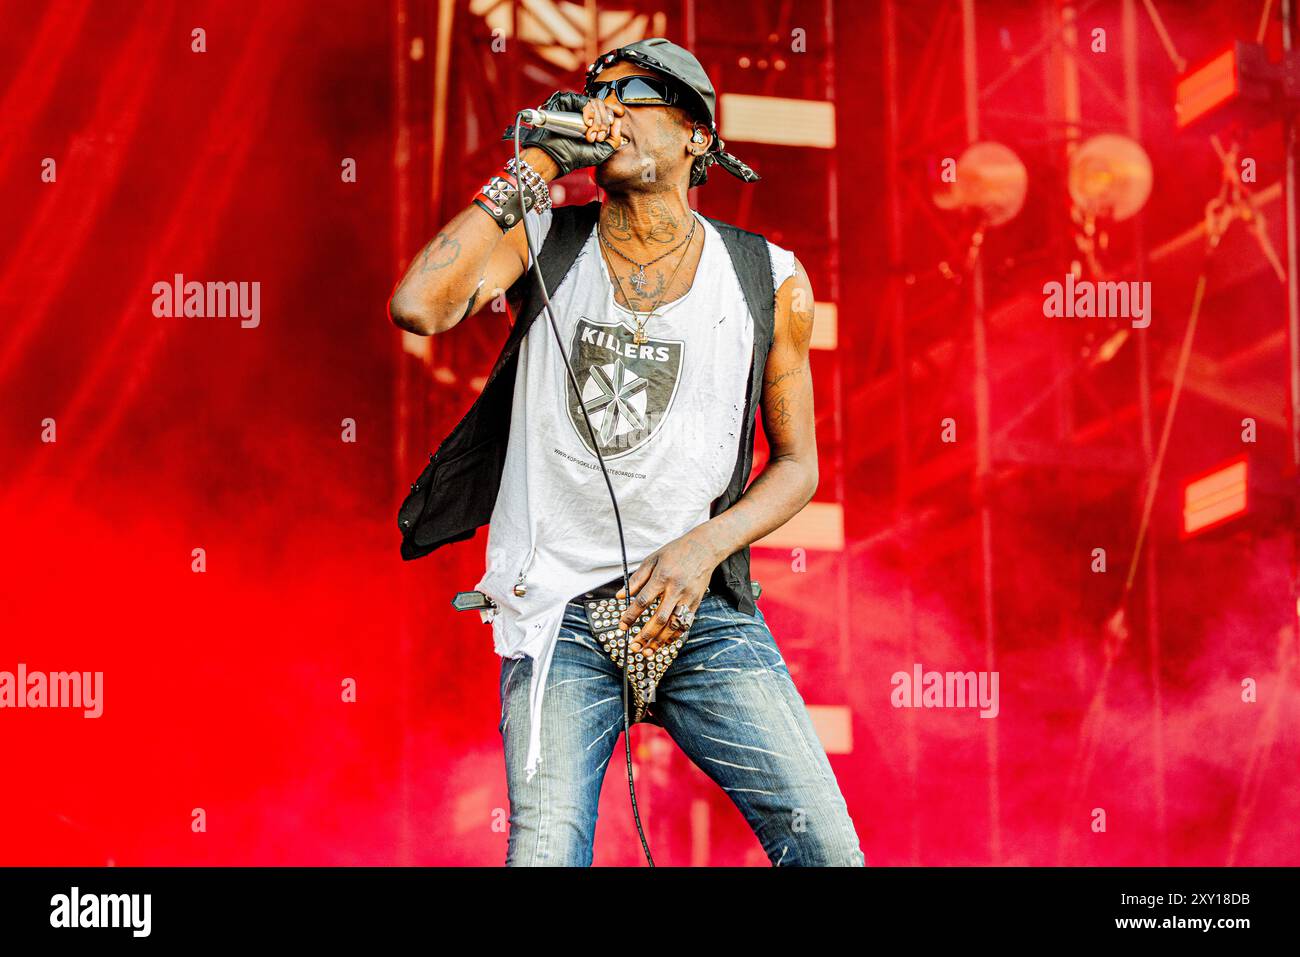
top-left (598, 219), bottom-right (695, 296)
top-left (601, 217), bottom-right (698, 345)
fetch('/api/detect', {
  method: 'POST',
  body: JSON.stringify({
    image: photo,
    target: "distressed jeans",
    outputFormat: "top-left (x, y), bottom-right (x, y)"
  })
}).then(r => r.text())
top-left (498, 591), bottom-right (866, 866)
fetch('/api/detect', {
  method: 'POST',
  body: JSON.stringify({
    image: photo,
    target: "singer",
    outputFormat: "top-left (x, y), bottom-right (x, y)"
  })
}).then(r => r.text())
top-left (390, 38), bottom-right (864, 867)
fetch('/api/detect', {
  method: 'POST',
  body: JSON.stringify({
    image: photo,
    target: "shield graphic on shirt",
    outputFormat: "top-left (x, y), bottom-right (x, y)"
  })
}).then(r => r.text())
top-left (565, 316), bottom-right (684, 460)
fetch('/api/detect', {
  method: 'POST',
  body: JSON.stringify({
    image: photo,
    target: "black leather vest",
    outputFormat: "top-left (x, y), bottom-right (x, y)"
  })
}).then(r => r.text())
top-left (397, 201), bottom-right (776, 617)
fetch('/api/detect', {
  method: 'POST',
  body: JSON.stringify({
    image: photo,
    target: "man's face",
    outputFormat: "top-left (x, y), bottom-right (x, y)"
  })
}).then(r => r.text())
top-left (587, 60), bottom-right (698, 191)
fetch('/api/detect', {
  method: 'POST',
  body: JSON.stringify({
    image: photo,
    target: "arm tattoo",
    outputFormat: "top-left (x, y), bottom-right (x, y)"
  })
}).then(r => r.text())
top-left (789, 306), bottom-right (815, 351)
top-left (770, 393), bottom-right (793, 429)
top-left (765, 366), bottom-right (804, 390)
top-left (764, 291), bottom-right (813, 427)
top-left (764, 303), bottom-right (814, 389)
top-left (419, 231), bottom-right (461, 272)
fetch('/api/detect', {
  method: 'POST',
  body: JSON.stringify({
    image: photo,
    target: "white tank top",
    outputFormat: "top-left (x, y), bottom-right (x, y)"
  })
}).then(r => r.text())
top-left (473, 205), bottom-right (796, 779)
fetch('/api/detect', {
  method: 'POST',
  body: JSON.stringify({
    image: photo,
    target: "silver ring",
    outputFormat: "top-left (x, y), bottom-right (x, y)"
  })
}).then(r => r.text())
top-left (674, 604), bottom-right (695, 629)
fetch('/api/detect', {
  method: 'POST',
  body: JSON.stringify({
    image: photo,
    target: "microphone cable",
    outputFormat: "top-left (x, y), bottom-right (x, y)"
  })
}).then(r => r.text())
top-left (513, 115), bottom-right (654, 867)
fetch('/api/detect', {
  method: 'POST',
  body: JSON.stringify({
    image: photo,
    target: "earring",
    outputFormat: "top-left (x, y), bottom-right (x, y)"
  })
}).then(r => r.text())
top-left (692, 130), bottom-right (705, 143)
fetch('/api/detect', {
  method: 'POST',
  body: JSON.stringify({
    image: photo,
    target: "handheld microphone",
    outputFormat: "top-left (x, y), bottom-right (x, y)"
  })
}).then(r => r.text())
top-left (516, 108), bottom-right (589, 138)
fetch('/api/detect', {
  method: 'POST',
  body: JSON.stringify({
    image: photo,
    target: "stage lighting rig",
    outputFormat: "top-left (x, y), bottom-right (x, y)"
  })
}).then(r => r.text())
top-left (1068, 133), bottom-right (1153, 281)
top-left (932, 141), bottom-right (1028, 228)
top-left (1177, 40), bottom-right (1300, 131)
top-left (932, 141), bottom-right (1028, 274)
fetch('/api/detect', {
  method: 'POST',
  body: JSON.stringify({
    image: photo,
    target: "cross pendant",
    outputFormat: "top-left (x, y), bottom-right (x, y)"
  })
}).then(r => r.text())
top-left (633, 324), bottom-right (648, 345)
top-left (629, 265), bottom-right (649, 295)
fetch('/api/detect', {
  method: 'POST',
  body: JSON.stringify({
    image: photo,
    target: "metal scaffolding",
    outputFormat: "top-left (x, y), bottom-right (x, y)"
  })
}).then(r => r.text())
top-left (876, 0), bottom-right (1299, 865)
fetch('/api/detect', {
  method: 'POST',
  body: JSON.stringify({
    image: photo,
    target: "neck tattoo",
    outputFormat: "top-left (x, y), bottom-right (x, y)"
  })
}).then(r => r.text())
top-left (600, 215), bottom-right (698, 345)
top-left (598, 223), bottom-right (694, 296)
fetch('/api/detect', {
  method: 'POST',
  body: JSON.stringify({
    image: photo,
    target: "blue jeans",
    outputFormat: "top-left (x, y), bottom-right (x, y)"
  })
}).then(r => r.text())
top-left (498, 591), bottom-right (866, 866)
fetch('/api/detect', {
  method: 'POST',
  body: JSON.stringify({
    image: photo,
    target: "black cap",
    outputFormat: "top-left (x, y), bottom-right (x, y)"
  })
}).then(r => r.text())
top-left (584, 37), bottom-right (760, 187)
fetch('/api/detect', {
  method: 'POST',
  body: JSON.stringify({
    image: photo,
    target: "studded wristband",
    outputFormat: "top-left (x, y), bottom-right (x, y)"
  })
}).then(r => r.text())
top-left (472, 171), bottom-right (535, 232)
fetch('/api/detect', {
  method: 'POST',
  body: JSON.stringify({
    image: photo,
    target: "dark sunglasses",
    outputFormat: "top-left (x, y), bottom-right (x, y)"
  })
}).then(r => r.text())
top-left (584, 74), bottom-right (684, 109)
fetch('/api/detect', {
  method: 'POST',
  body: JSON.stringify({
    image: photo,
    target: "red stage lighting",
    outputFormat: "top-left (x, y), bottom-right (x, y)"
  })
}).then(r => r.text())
top-left (1176, 40), bottom-right (1300, 131)
top-left (1181, 454), bottom-right (1249, 538)
top-left (1175, 47), bottom-right (1238, 129)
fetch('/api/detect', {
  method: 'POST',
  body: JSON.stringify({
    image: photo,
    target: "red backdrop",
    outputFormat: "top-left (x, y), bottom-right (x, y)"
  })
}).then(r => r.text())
top-left (2, 0), bottom-right (1297, 866)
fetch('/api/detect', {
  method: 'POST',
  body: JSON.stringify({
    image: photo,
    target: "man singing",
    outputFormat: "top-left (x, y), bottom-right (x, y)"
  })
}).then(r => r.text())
top-left (390, 37), bottom-right (864, 867)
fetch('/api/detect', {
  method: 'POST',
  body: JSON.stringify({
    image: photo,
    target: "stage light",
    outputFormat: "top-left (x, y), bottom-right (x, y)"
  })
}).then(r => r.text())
top-left (807, 705), bottom-right (853, 755)
top-left (1068, 134), bottom-right (1153, 223)
top-left (1182, 455), bottom-right (1249, 538)
top-left (1175, 46), bottom-right (1238, 129)
top-left (1175, 41), bottom-right (1300, 131)
top-left (717, 92), bottom-right (836, 148)
top-left (932, 141), bottom-right (1027, 226)
top-left (756, 501), bottom-right (844, 549)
